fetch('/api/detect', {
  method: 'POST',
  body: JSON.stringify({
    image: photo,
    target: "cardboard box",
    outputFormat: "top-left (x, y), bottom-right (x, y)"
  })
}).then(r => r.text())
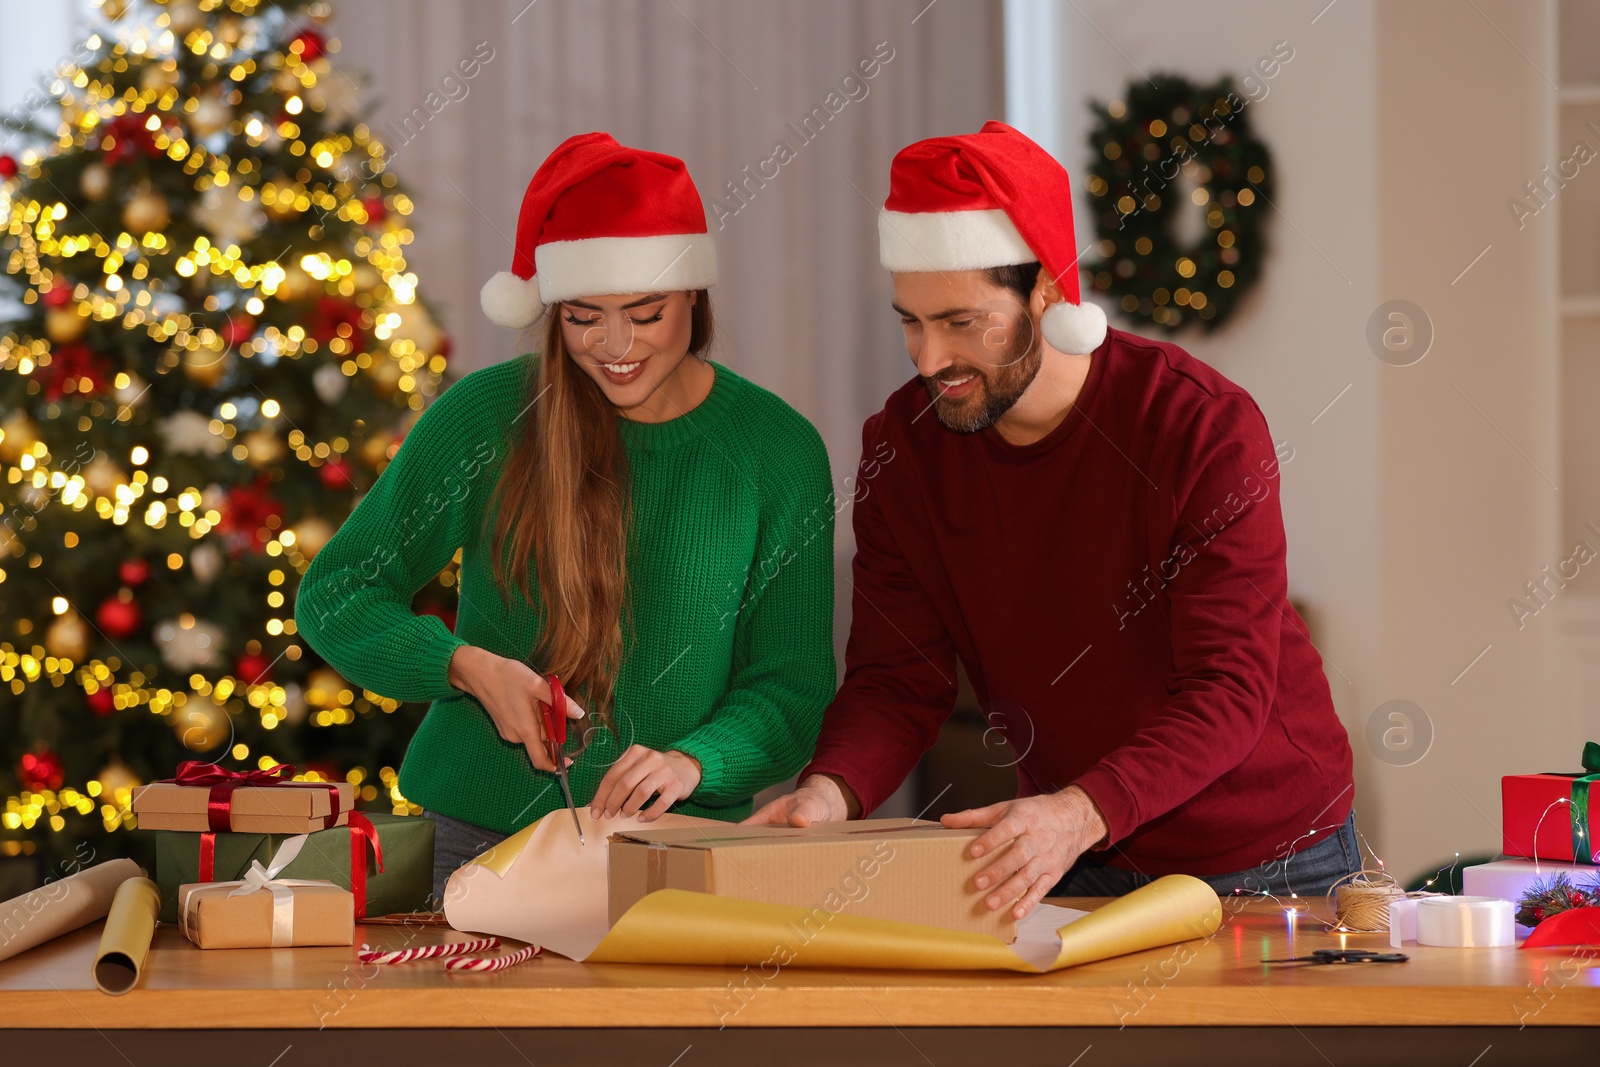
top-left (1501, 773), bottom-right (1599, 864)
top-left (132, 779), bottom-right (354, 834)
top-left (608, 818), bottom-right (1017, 942)
top-left (178, 879), bottom-right (354, 949)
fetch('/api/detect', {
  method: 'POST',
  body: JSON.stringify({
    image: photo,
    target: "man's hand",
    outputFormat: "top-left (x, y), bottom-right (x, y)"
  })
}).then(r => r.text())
top-left (590, 746), bottom-right (703, 822)
top-left (743, 773), bottom-right (859, 826)
top-left (940, 785), bottom-right (1109, 919)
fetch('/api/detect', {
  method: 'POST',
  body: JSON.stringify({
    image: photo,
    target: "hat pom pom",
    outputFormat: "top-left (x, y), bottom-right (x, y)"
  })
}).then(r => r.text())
top-left (1040, 299), bottom-right (1107, 355)
top-left (480, 271), bottom-right (545, 329)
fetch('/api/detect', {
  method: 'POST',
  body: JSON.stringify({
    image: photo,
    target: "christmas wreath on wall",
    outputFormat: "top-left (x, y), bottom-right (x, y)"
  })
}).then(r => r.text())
top-left (1083, 74), bottom-right (1273, 333)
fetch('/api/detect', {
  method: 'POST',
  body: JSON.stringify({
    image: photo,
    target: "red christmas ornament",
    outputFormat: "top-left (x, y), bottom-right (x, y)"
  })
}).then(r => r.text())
top-left (101, 113), bottom-right (162, 166)
top-left (87, 688), bottom-right (116, 716)
top-left (310, 295), bottom-right (367, 350)
top-left (222, 314), bottom-right (256, 347)
top-left (19, 749), bottom-right (66, 793)
top-left (218, 473), bottom-right (285, 556)
top-left (361, 195), bottom-right (387, 224)
top-left (0, 154), bottom-right (17, 180)
top-left (42, 284), bottom-right (73, 308)
top-left (235, 650), bottom-right (274, 684)
top-left (436, 334), bottom-right (453, 363)
top-left (291, 29), bottom-right (326, 63)
top-left (42, 342), bottom-right (115, 401)
top-left (304, 760), bottom-right (342, 784)
top-left (418, 601), bottom-right (457, 632)
top-left (318, 458), bottom-right (353, 490)
top-left (118, 557), bottom-right (151, 587)
top-left (95, 593), bottom-right (143, 640)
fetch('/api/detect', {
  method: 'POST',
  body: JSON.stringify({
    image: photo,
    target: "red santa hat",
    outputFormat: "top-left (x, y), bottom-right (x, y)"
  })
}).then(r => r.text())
top-left (878, 120), bottom-right (1107, 355)
top-left (480, 132), bottom-right (717, 329)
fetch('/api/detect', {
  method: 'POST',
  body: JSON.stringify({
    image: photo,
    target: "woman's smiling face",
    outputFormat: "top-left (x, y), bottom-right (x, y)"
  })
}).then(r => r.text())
top-left (558, 290), bottom-right (698, 414)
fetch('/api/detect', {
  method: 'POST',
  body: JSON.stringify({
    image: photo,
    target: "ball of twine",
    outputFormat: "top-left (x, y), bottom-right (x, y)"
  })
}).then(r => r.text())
top-left (1326, 868), bottom-right (1409, 933)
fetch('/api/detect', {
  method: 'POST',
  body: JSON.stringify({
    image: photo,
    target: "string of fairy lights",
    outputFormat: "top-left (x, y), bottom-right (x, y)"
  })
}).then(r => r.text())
top-left (0, 0), bottom-right (448, 853)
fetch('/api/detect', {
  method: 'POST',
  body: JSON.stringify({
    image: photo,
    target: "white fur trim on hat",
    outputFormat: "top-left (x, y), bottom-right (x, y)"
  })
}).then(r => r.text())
top-left (534, 233), bottom-right (717, 304)
top-left (878, 208), bottom-right (1036, 273)
top-left (1041, 299), bottom-right (1108, 355)
top-left (480, 271), bottom-right (545, 329)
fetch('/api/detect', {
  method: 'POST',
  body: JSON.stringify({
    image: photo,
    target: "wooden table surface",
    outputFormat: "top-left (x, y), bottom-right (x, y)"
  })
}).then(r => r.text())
top-left (2, 896), bottom-right (1597, 1030)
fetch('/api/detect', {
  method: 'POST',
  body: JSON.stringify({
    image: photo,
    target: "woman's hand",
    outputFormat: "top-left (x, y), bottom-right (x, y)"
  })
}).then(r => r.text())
top-left (589, 746), bottom-right (702, 822)
top-left (743, 773), bottom-right (858, 826)
top-left (447, 645), bottom-right (585, 773)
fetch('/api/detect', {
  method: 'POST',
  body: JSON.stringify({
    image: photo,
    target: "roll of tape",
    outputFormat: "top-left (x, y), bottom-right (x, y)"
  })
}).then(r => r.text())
top-left (1414, 895), bottom-right (1515, 947)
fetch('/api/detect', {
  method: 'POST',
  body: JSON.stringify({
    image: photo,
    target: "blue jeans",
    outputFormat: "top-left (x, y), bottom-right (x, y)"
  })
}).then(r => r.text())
top-left (1050, 807), bottom-right (1362, 899)
top-left (423, 808), bottom-right (509, 909)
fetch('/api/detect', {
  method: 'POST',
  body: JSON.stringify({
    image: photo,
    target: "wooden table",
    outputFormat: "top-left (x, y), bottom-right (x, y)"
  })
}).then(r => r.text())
top-left (2, 897), bottom-right (1596, 1065)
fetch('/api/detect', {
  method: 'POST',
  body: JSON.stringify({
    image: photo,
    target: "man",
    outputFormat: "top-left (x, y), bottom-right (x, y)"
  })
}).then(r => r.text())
top-left (748, 121), bottom-right (1357, 920)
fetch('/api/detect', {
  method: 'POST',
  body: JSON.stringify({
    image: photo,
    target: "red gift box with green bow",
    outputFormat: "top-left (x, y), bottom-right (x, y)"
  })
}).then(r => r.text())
top-left (1501, 741), bottom-right (1600, 864)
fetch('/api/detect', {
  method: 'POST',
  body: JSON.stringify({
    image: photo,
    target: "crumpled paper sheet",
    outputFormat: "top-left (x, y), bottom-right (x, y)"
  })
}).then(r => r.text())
top-left (443, 810), bottom-right (1222, 972)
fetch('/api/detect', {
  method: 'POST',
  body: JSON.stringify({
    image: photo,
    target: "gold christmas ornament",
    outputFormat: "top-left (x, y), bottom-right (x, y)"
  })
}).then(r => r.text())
top-left (387, 301), bottom-right (442, 353)
top-left (304, 667), bottom-right (350, 710)
top-left (358, 430), bottom-right (393, 468)
top-left (181, 347), bottom-right (231, 387)
top-left (275, 262), bottom-right (316, 301)
top-left (140, 62), bottom-right (178, 93)
top-left (46, 611), bottom-right (91, 660)
top-left (367, 357), bottom-right (401, 397)
top-left (45, 305), bottom-right (87, 343)
top-left (216, 16), bottom-right (242, 45)
top-left (175, 699), bottom-right (231, 752)
top-left (290, 516), bottom-right (335, 559)
top-left (82, 455), bottom-right (127, 497)
top-left (122, 188), bottom-right (171, 235)
top-left (80, 162), bottom-right (112, 201)
top-left (96, 759), bottom-right (141, 800)
top-left (242, 428), bottom-right (286, 467)
top-left (0, 410), bottom-right (39, 461)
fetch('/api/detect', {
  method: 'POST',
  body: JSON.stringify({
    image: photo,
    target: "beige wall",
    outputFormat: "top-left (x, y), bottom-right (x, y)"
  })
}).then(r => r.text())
top-left (1015, 0), bottom-right (1567, 879)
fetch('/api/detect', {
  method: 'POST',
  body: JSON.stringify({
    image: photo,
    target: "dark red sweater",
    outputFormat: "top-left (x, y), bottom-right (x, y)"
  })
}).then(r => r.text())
top-left (800, 327), bottom-right (1354, 876)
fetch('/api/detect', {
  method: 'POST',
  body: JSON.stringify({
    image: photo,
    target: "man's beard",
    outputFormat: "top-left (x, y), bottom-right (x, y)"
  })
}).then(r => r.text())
top-left (921, 316), bottom-right (1042, 433)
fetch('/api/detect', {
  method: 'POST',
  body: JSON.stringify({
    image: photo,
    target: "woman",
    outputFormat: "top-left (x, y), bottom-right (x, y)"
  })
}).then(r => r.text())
top-left (295, 133), bottom-right (836, 904)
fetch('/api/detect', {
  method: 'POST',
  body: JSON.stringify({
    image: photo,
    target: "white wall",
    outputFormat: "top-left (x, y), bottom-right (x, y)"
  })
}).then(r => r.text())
top-left (1006, 0), bottom-right (1564, 880)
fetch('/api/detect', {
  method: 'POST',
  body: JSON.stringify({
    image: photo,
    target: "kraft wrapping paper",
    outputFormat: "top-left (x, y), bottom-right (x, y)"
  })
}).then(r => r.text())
top-left (0, 858), bottom-right (143, 964)
top-left (444, 811), bottom-right (1224, 972)
top-left (93, 876), bottom-right (160, 995)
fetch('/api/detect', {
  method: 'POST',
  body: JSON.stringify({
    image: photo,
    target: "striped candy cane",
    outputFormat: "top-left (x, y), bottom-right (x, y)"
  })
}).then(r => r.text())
top-left (444, 943), bottom-right (543, 972)
top-left (358, 936), bottom-right (501, 965)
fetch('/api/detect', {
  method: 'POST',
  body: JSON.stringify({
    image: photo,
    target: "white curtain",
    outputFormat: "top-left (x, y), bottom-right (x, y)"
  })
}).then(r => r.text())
top-left (332, 0), bottom-right (1004, 553)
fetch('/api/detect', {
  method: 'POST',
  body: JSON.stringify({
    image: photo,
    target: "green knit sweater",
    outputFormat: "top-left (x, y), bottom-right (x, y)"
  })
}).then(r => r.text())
top-left (293, 355), bottom-right (836, 833)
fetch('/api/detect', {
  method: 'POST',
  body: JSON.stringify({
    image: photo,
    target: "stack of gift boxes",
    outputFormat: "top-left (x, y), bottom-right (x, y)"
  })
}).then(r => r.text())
top-left (1463, 744), bottom-right (1600, 937)
top-left (130, 761), bottom-right (434, 949)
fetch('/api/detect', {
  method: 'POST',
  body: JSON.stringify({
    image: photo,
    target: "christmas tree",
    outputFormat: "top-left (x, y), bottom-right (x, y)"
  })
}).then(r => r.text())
top-left (0, 0), bottom-right (456, 878)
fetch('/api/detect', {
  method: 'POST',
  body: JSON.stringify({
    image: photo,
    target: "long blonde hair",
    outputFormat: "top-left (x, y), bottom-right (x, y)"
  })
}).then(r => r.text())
top-left (486, 293), bottom-right (714, 719)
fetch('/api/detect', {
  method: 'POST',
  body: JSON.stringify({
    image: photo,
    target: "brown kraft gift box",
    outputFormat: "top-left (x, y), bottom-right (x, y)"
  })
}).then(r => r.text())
top-left (608, 818), bottom-right (1018, 942)
top-left (132, 779), bottom-right (354, 833)
top-left (178, 879), bottom-right (354, 948)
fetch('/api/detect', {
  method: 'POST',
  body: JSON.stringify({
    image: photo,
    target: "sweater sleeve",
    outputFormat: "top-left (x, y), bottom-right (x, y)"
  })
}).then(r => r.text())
top-left (1072, 393), bottom-right (1288, 846)
top-left (293, 372), bottom-right (506, 703)
top-left (668, 416), bottom-right (837, 805)
top-left (795, 414), bottom-right (960, 817)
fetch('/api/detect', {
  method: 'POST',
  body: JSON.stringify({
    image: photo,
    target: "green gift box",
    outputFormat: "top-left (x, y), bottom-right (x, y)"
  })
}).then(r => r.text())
top-left (153, 812), bottom-right (434, 924)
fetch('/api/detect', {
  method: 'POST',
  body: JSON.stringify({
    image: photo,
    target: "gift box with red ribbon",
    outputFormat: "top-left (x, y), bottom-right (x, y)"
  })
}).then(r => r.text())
top-left (1500, 742), bottom-right (1600, 864)
top-left (131, 760), bottom-right (354, 834)
top-left (152, 811), bottom-right (434, 924)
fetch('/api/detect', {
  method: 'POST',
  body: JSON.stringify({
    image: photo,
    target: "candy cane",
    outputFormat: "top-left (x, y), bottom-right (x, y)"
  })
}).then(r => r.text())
top-left (443, 943), bottom-right (542, 972)
top-left (357, 936), bottom-right (501, 965)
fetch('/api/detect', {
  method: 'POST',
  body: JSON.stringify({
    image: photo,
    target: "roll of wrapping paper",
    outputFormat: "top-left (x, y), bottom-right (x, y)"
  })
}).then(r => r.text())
top-left (0, 858), bottom-right (143, 964)
top-left (93, 877), bottom-right (160, 995)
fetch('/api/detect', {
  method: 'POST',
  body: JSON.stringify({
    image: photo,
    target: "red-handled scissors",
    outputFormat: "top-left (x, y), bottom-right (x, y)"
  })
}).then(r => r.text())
top-left (540, 674), bottom-right (585, 845)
